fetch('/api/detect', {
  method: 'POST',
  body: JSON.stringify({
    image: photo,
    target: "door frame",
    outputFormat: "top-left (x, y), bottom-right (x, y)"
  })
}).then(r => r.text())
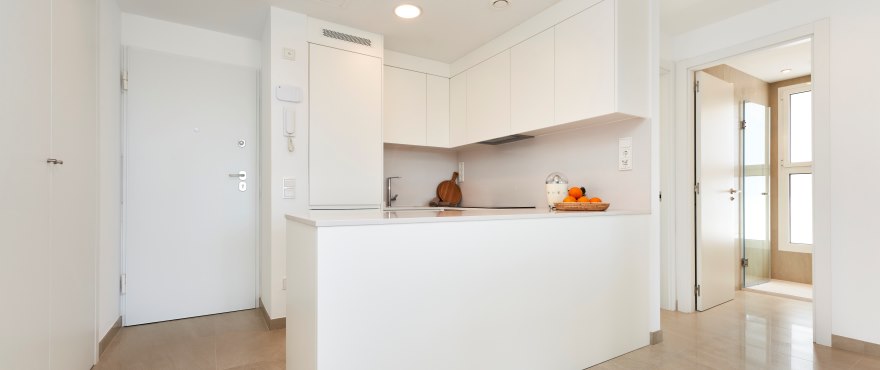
top-left (119, 46), bottom-right (262, 323)
top-left (666, 20), bottom-right (831, 345)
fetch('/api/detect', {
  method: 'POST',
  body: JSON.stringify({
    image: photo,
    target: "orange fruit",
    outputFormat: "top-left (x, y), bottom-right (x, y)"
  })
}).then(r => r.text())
top-left (589, 197), bottom-right (602, 203)
top-left (563, 196), bottom-right (577, 203)
top-left (577, 196), bottom-right (590, 203)
top-left (568, 187), bottom-right (583, 199)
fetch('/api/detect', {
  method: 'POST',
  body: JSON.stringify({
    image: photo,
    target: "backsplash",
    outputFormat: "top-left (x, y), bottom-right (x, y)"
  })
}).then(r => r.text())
top-left (457, 118), bottom-right (651, 210)
top-left (383, 145), bottom-right (458, 206)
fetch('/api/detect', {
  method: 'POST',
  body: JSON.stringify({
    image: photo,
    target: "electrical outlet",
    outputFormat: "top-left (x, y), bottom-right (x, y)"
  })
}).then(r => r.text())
top-left (282, 48), bottom-right (295, 61)
top-left (458, 162), bottom-right (465, 182)
top-left (619, 137), bottom-right (633, 171)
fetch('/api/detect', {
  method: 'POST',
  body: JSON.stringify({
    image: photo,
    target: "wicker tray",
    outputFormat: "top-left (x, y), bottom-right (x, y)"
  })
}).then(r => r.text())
top-left (554, 202), bottom-right (610, 211)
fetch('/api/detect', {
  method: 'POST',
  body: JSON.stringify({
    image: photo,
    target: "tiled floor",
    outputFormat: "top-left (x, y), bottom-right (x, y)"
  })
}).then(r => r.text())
top-left (95, 309), bottom-right (284, 370)
top-left (594, 291), bottom-right (879, 369)
top-left (96, 292), bottom-right (879, 370)
top-left (745, 279), bottom-right (813, 302)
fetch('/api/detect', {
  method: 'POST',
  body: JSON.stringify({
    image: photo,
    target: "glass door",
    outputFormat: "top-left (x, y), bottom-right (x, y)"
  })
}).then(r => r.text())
top-left (742, 101), bottom-right (771, 287)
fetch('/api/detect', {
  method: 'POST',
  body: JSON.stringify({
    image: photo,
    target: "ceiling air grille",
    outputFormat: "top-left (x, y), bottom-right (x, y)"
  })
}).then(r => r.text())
top-left (322, 29), bottom-right (372, 47)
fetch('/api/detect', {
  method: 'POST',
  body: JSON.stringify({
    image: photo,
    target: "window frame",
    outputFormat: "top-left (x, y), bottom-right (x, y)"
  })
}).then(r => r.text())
top-left (778, 82), bottom-right (813, 254)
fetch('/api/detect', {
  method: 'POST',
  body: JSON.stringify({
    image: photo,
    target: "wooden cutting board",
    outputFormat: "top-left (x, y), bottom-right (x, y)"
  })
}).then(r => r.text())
top-left (436, 172), bottom-right (462, 205)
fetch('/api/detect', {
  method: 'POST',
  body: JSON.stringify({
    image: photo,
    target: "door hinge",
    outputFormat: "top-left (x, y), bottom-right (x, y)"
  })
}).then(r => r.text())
top-left (694, 182), bottom-right (700, 194)
top-left (741, 120), bottom-right (747, 130)
top-left (121, 70), bottom-right (129, 91)
top-left (659, 191), bottom-right (662, 202)
top-left (694, 80), bottom-right (700, 93)
top-left (695, 284), bottom-right (701, 297)
top-left (120, 274), bottom-right (127, 295)
top-left (741, 258), bottom-right (750, 267)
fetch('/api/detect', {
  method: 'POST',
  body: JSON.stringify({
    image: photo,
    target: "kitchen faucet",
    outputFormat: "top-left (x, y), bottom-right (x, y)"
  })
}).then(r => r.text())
top-left (385, 176), bottom-right (401, 208)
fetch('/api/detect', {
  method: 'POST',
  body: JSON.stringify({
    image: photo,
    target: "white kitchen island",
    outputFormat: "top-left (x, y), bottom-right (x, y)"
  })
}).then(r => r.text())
top-left (286, 209), bottom-right (651, 370)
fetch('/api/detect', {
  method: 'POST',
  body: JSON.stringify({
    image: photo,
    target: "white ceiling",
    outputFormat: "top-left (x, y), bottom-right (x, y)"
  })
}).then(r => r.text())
top-left (118, 0), bottom-right (562, 63)
top-left (660, 0), bottom-right (782, 36)
top-left (723, 38), bottom-right (811, 83)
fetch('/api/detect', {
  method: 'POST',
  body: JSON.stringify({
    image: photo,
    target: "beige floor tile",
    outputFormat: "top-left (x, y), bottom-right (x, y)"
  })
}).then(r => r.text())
top-left (95, 293), bottom-right (880, 370)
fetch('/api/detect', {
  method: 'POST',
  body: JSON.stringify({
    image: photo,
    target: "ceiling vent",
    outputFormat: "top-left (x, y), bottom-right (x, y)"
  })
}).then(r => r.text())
top-left (322, 29), bottom-right (372, 47)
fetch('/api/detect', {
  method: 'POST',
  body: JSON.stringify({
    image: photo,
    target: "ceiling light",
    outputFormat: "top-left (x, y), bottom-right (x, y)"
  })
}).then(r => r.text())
top-left (394, 4), bottom-right (421, 19)
top-left (781, 69), bottom-right (792, 74)
top-left (491, 0), bottom-right (510, 9)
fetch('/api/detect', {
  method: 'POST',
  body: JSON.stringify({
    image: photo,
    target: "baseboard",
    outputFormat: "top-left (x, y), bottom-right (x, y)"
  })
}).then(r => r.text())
top-left (650, 330), bottom-right (664, 345)
top-left (832, 334), bottom-right (880, 358)
top-left (259, 298), bottom-right (286, 330)
top-left (98, 316), bottom-right (122, 357)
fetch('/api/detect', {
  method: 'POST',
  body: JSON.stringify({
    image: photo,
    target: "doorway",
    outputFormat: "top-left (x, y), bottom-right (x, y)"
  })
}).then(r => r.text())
top-left (694, 37), bottom-right (814, 309)
top-left (122, 47), bottom-right (259, 326)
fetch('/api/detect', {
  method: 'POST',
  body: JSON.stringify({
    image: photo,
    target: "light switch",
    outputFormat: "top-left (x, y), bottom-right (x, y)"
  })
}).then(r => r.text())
top-left (283, 178), bottom-right (296, 199)
top-left (618, 137), bottom-right (633, 171)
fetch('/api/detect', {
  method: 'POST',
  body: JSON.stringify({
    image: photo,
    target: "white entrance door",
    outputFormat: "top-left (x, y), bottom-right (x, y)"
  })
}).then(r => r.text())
top-left (124, 48), bottom-right (258, 325)
top-left (695, 71), bottom-right (738, 311)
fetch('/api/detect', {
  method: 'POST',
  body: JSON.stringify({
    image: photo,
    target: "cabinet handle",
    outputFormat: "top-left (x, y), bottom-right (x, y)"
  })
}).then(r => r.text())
top-left (46, 158), bottom-right (64, 165)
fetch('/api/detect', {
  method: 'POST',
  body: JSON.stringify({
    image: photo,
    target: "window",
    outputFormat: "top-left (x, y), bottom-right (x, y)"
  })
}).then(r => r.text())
top-left (778, 83), bottom-right (813, 253)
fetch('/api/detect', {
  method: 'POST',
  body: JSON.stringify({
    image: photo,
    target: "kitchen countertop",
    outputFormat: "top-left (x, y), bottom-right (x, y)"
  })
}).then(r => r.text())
top-left (285, 208), bottom-right (649, 227)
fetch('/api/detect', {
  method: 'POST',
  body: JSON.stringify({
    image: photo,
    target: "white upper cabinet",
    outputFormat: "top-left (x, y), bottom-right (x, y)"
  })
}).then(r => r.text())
top-left (444, 0), bottom-right (648, 146)
top-left (449, 73), bottom-right (467, 147)
top-left (466, 50), bottom-right (511, 143)
top-left (554, 0), bottom-right (649, 126)
top-left (383, 66), bottom-right (450, 147)
top-left (384, 66), bottom-right (427, 145)
top-left (310, 44), bottom-right (383, 208)
top-left (426, 75), bottom-right (450, 147)
top-left (554, 0), bottom-right (615, 124)
top-left (511, 28), bottom-right (555, 133)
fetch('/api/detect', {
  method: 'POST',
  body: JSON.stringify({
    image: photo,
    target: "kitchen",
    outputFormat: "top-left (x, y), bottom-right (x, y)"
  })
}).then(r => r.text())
top-left (284, 0), bottom-right (654, 368)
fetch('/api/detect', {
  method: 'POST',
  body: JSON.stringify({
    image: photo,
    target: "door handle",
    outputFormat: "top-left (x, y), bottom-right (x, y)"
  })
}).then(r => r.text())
top-left (46, 158), bottom-right (64, 165)
top-left (728, 188), bottom-right (740, 194)
top-left (228, 171), bottom-right (246, 180)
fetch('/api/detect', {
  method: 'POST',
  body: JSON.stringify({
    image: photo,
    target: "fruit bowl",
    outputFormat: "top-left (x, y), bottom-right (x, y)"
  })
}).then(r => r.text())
top-left (554, 202), bottom-right (610, 211)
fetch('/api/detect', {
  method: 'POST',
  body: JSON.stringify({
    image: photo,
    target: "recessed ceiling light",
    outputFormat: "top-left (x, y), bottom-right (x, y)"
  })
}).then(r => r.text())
top-left (490, 0), bottom-right (510, 9)
top-left (781, 69), bottom-right (792, 74)
top-left (394, 4), bottom-right (421, 19)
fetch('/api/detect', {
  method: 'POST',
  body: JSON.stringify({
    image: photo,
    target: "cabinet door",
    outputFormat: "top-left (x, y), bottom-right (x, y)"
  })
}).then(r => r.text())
top-left (555, 0), bottom-right (615, 125)
top-left (310, 44), bottom-right (383, 208)
top-left (466, 50), bottom-right (511, 143)
top-left (511, 28), bottom-right (555, 133)
top-left (449, 73), bottom-right (467, 147)
top-left (49, 0), bottom-right (98, 367)
top-left (383, 66), bottom-right (426, 145)
top-left (1, 0), bottom-right (53, 368)
top-left (426, 75), bottom-right (450, 147)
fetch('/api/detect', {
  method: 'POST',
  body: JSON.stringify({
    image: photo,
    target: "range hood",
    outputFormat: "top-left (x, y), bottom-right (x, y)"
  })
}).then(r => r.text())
top-left (477, 134), bottom-right (533, 145)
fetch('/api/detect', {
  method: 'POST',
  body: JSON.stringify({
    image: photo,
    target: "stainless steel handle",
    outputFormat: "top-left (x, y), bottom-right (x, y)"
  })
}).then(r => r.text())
top-left (229, 171), bottom-right (246, 180)
top-left (46, 158), bottom-right (63, 165)
top-left (728, 188), bottom-right (741, 194)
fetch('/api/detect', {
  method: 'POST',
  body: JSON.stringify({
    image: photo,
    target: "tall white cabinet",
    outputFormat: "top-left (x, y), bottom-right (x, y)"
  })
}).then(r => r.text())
top-left (1, 0), bottom-right (98, 368)
top-left (309, 43), bottom-right (383, 208)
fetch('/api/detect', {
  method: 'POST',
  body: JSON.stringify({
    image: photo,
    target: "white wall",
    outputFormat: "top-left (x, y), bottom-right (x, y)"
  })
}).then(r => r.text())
top-left (458, 119), bottom-right (651, 210)
top-left (121, 13), bottom-right (261, 68)
top-left (98, 0), bottom-right (122, 341)
top-left (261, 7), bottom-right (310, 319)
top-left (383, 145), bottom-right (459, 206)
top-left (669, 0), bottom-right (880, 347)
